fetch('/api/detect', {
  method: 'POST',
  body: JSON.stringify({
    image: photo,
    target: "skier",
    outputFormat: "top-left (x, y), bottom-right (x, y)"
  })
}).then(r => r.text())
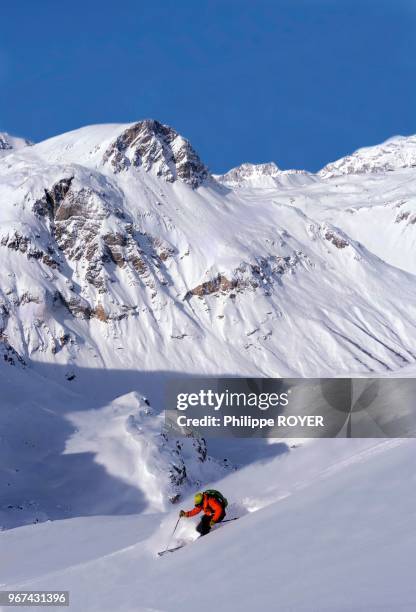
top-left (179, 490), bottom-right (228, 536)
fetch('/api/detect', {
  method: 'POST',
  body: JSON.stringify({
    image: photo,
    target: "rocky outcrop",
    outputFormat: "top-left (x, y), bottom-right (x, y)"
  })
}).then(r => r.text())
top-left (319, 135), bottom-right (416, 178)
top-left (0, 334), bottom-right (26, 366)
top-left (186, 274), bottom-right (238, 298)
top-left (395, 210), bottom-right (416, 224)
top-left (0, 231), bottom-right (59, 268)
top-left (185, 253), bottom-right (312, 300)
top-left (33, 177), bottom-right (74, 219)
top-left (94, 303), bottom-right (107, 322)
top-left (324, 230), bottom-right (349, 249)
top-left (103, 120), bottom-right (209, 188)
top-left (34, 178), bottom-right (175, 297)
top-left (54, 291), bottom-right (92, 319)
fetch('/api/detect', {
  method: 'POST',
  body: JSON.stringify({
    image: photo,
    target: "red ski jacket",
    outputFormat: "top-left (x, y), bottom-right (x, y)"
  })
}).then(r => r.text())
top-left (184, 493), bottom-right (224, 522)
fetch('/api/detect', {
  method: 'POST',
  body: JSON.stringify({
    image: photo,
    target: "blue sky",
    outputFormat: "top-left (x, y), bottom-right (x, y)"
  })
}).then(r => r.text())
top-left (1, 0), bottom-right (415, 172)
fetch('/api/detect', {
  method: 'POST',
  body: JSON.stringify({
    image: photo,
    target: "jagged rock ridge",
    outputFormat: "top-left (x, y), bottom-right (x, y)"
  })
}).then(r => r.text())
top-left (102, 119), bottom-right (209, 188)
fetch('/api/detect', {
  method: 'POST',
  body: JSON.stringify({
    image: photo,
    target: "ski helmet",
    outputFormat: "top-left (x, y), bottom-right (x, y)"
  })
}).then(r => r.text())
top-left (194, 492), bottom-right (203, 505)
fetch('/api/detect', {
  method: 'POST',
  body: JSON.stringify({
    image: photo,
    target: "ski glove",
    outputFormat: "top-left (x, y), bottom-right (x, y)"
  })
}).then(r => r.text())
top-left (179, 510), bottom-right (186, 517)
top-left (209, 519), bottom-right (216, 527)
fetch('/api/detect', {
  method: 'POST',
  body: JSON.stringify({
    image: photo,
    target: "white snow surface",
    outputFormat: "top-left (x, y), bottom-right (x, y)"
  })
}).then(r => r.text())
top-left (1, 122), bottom-right (416, 610)
top-left (3, 435), bottom-right (416, 611)
top-left (0, 121), bottom-right (416, 378)
top-left (0, 132), bottom-right (31, 157)
top-left (214, 161), bottom-right (315, 189)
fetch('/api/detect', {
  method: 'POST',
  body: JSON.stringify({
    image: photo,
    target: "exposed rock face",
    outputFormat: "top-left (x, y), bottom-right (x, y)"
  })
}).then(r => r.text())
top-left (395, 210), bottom-right (416, 225)
top-left (163, 432), bottom-right (228, 501)
top-left (94, 303), bottom-right (107, 322)
top-left (33, 178), bottom-right (175, 298)
top-left (0, 334), bottom-right (26, 366)
top-left (185, 253), bottom-right (312, 300)
top-left (33, 177), bottom-right (74, 219)
top-left (54, 291), bottom-right (92, 320)
top-left (102, 120), bottom-right (209, 188)
top-left (0, 134), bottom-right (13, 152)
top-left (0, 231), bottom-right (59, 268)
top-left (186, 274), bottom-right (237, 298)
top-left (324, 229), bottom-right (349, 249)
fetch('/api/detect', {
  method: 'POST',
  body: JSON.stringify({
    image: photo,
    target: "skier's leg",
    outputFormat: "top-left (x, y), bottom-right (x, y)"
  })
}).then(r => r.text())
top-left (196, 514), bottom-right (211, 536)
top-left (217, 509), bottom-right (226, 523)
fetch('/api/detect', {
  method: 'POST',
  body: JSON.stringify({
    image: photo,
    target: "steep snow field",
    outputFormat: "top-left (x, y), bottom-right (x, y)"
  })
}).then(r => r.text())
top-left (3, 436), bottom-right (416, 611)
top-left (1, 121), bottom-right (416, 379)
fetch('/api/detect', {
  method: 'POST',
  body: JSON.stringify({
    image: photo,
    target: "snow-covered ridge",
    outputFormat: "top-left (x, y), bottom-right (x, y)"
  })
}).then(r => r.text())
top-left (215, 161), bottom-right (314, 189)
top-left (21, 120), bottom-right (209, 188)
top-left (0, 119), bottom-right (416, 379)
top-left (216, 135), bottom-right (416, 184)
top-left (319, 134), bottom-right (416, 178)
top-left (0, 132), bottom-right (32, 156)
top-left (6, 123), bottom-right (416, 183)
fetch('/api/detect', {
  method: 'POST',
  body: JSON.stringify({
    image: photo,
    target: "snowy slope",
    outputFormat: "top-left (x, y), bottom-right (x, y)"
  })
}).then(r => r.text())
top-left (2, 123), bottom-right (416, 611)
top-left (0, 364), bottom-right (231, 530)
top-left (0, 132), bottom-right (31, 157)
top-left (3, 437), bottom-right (416, 611)
top-left (1, 120), bottom-right (416, 381)
top-left (1, 119), bottom-right (416, 524)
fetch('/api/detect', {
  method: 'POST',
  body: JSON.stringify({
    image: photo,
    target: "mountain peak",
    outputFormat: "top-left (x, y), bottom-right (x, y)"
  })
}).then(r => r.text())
top-left (216, 161), bottom-right (312, 189)
top-left (102, 119), bottom-right (209, 188)
top-left (216, 162), bottom-right (280, 184)
top-left (319, 134), bottom-right (416, 178)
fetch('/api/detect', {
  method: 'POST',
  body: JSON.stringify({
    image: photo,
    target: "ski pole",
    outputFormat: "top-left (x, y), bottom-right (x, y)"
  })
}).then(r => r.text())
top-left (162, 516), bottom-right (181, 555)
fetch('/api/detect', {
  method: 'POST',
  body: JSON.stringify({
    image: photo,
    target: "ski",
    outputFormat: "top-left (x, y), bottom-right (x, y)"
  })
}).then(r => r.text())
top-left (157, 544), bottom-right (186, 557)
top-left (158, 517), bottom-right (240, 556)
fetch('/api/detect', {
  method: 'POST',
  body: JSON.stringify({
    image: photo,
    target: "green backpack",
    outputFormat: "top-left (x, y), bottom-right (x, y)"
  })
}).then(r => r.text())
top-left (203, 489), bottom-right (228, 508)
